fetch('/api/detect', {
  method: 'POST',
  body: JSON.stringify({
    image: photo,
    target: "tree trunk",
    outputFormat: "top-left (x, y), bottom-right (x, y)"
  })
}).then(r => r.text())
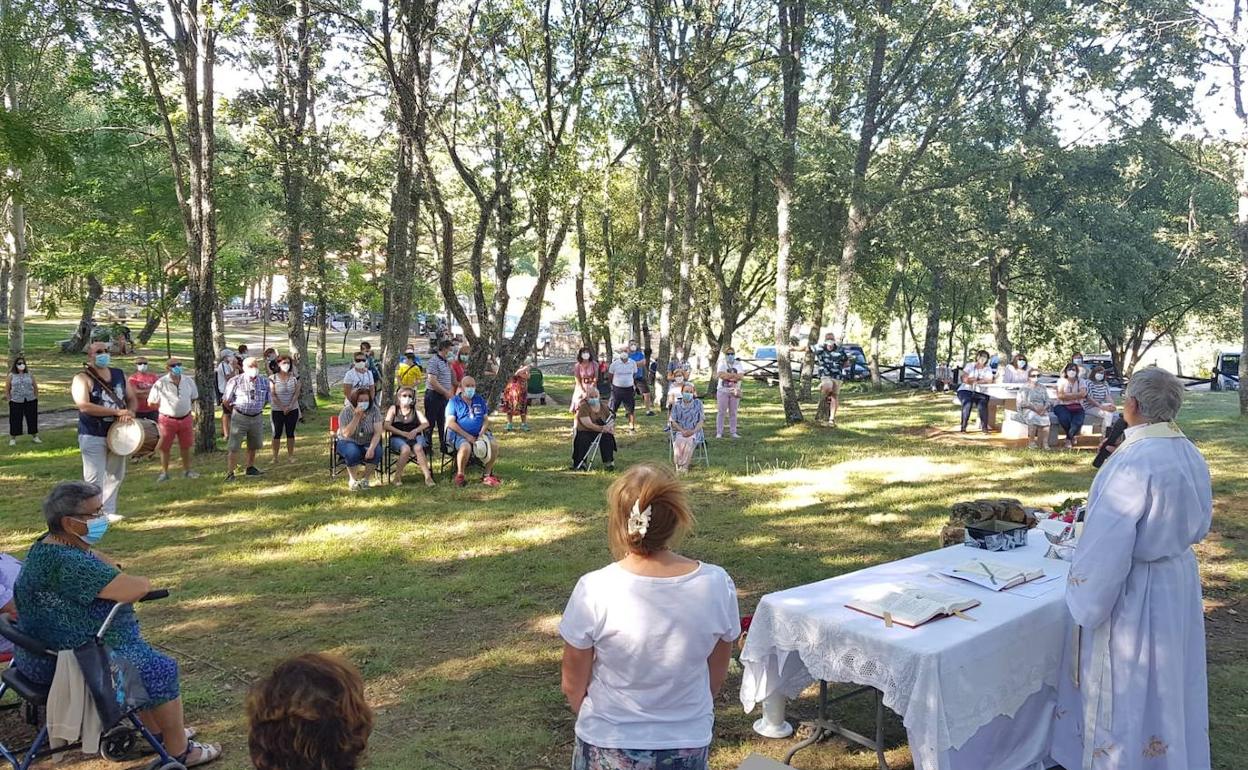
top-left (62, 275), bottom-right (104, 353)
top-left (775, 0), bottom-right (805, 423)
top-left (315, 284), bottom-right (330, 397)
top-left (380, 129), bottom-right (416, 408)
top-left (5, 181), bottom-right (27, 356)
top-left (137, 277), bottom-right (187, 345)
top-left (0, 254), bottom-right (9, 322)
top-left (989, 244), bottom-right (1013, 357)
top-left (1238, 144), bottom-right (1248, 416)
top-left (576, 201), bottom-right (593, 350)
top-left (922, 266), bottom-right (942, 377)
top-left (869, 267), bottom-right (903, 388)
top-left (672, 124), bottom-right (702, 359)
top-left (656, 147), bottom-right (680, 399)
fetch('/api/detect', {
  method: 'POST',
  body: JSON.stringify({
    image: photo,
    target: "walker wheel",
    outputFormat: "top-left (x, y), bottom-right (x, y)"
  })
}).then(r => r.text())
top-left (99, 726), bottom-right (137, 761)
top-left (157, 762), bottom-right (187, 770)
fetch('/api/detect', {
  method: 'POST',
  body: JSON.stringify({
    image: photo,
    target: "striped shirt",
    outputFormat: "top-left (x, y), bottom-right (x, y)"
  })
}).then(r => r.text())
top-left (272, 373), bottom-right (299, 410)
top-left (1085, 380), bottom-right (1111, 408)
top-left (223, 374), bottom-right (271, 415)
top-left (424, 354), bottom-right (453, 394)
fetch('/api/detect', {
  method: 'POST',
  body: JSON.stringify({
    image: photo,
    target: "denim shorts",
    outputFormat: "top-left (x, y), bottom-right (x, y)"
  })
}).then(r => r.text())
top-left (571, 739), bottom-right (708, 770)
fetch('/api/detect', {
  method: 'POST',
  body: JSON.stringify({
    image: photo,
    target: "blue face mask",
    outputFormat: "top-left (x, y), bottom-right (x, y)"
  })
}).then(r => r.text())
top-left (463, 387), bottom-right (476, 398)
top-left (74, 516), bottom-right (110, 545)
top-left (171, 365), bottom-right (183, 376)
top-left (681, 391), bottom-right (694, 401)
top-left (588, 397), bottom-right (600, 406)
top-left (94, 353), bottom-right (111, 368)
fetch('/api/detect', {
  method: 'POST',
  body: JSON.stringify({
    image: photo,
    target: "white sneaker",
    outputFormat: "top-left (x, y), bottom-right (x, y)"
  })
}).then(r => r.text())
top-left (7, 438), bottom-right (14, 447)
top-left (184, 470), bottom-right (200, 479)
top-left (156, 472), bottom-right (170, 482)
top-left (348, 479), bottom-right (360, 491)
top-left (31, 436), bottom-right (42, 444)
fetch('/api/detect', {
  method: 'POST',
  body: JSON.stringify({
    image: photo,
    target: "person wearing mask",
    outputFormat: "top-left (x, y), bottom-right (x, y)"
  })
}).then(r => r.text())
top-left (666, 366), bottom-right (688, 410)
top-left (147, 358), bottom-right (200, 481)
top-left (933, 360), bottom-right (954, 392)
top-left (715, 348), bottom-right (744, 438)
top-left (383, 386), bottom-right (434, 487)
top-left (1000, 352), bottom-right (1032, 385)
top-left (1085, 365), bottom-right (1117, 429)
top-left (6, 355), bottom-right (40, 446)
top-left (423, 339), bottom-right (455, 455)
top-left (1070, 351), bottom-right (1089, 379)
top-left (14, 481), bottom-right (222, 767)
top-left (571, 347), bottom-right (598, 431)
top-left (815, 334), bottom-right (846, 427)
top-left (246, 653), bottom-right (373, 770)
top-left (72, 342), bottom-right (137, 518)
top-left (446, 376), bottom-right (501, 487)
top-left (451, 342), bottom-right (471, 387)
top-left (1053, 362), bottom-right (1088, 449)
top-left (1052, 367), bottom-right (1212, 770)
top-left (1011, 369), bottom-right (1052, 449)
top-left (668, 383), bottom-right (705, 473)
top-left (572, 386), bottom-right (616, 471)
top-left (336, 387), bottom-right (383, 491)
top-left (500, 366), bottom-right (532, 432)
top-left (957, 349), bottom-right (995, 433)
top-left (342, 352), bottom-right (375, 406)
top-left (215, 349), bottom-right (237, 441)
top-left (235, 344), bottom-right (250, 377)
top-left (269, 355), bottom-right (301, 465)
top-left (262, 348), bottom-right (279, 375)
top-left (358, 341), bottom-right (382, 385)
top-left (222, 356), bottom-right (271, 480)
top-left (627, 340), bottom-right (653, 416)
top-left (607, 347), bottom-right (638, 433)
top-left (396, 348), bottom-right (424, 390)
top-left (559, 464), bottom-right (739, 770)
top-left (128, 357), bottom-right (160, 422)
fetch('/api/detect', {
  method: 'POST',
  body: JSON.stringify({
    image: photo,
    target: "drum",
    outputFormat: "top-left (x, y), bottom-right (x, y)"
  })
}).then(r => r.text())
top-left (106, 418), bottom-right (159, 458)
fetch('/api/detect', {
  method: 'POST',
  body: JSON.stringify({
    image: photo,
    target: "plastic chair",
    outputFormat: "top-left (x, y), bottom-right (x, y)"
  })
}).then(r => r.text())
top-left (668, 428), bottom-right (710, 470)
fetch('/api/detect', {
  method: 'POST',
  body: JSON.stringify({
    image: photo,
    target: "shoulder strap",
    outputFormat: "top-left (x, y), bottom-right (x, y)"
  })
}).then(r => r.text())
top-left (82, 367), bottom-right (125, 409)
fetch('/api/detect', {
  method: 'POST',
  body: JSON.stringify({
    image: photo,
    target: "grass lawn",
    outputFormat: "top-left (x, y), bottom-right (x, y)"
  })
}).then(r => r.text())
top-left (0, 356), bottom-right (1245, 769)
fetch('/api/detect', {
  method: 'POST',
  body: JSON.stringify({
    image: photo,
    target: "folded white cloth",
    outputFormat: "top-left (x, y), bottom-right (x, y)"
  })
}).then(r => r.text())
top-left (48, 650), bottom-right (103, 756)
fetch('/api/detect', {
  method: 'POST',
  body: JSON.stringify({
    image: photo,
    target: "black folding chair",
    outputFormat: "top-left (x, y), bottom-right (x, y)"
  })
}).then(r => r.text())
top-left (574, 417), bottom-right (614, 471)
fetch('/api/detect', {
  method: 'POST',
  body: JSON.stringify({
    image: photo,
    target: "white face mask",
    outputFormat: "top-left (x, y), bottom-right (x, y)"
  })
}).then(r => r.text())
top-left (279, 363), bottom-right (291, 372)
top-left (136, 364), bottom-right (148, 372)
top-left (581, 353), bottom-right (591, 360)
top-left (245, 367), bottom-right (259, 377)
top-left (17, 363), bottom-right (26, 371)
top-left (1017, 360), bottom-right (1027, 368)
top-left (354, 361), bottom-right (366, 371)
top-left (357, 400), bottom-right (370, 410)
top-left (629, 345), bottom-right (638, 352)
top-left (1094, 373), bottom-right (1105, 382)
top-left (1066, 371), bottom-right (1077, 380)
top-left (619, 352), bottom-right (629, 360)
top-left (1073, 358), bottom-right (1083, 365)
top-left (400, 396), bottom-right (413, 406)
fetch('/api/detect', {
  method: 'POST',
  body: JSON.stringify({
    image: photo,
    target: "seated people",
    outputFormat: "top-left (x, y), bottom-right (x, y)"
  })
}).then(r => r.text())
top-left (559, 464), bottom-right (739, 770)
top-left (1000, 352), bottom-right (1032, 384)
top-left (665, 367), bottom-right (688, 410)
top-left (572, 348), bottom-right (599, 432)
top-left (1011, 369), bottom-right (1052, 449)
top-left (814, 334), bottom-right (845, 427)
top-left (15, 481), bottom-right (221, 767)
top-left (1084, 365), bottom-right (1117, 429)
top-left (0, 552), bottom-right (20, 664)
top-left (1053, 363), bottom-right (1088, 449)
top-left (447, 376), bottom-right (501, 488)
top-left (715, 348), bottom-right (743, 437)
top-left (668, 383), bottom-right (705, 473)
top-left (572, 386), bottom-right (616, 471)
top-left (383, 387), bottom-right (433, 487)
top-left (933, 360), bottom-right (954, 392)
top-left (336, 387), bottom-right (382, 491)
top-left (958, 349), bottom-right (995, 432)
top-left (500, 366), bottom-right (531, 432)
top-left (247, 653), bottom-right (373, 770)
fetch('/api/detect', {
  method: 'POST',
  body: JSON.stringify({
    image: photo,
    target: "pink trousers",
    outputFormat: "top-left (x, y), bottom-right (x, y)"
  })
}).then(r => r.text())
top-left (716, 389), bottom-right (738, 436)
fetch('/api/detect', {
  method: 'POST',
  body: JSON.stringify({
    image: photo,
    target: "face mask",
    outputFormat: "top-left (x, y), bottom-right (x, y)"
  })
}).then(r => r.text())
top-left (674, 376), bottom-right (684, 384)
top-left (629, 345), bottom-right (638, 352)
top-left (726, 354), bottom-right (735, 361)
top-left (279, 363), bottom-right (291, 372)
top-left (136, 364), bottom-right (148, 372)
top-left (171, 365), bottom-right (183, 376)
top-left (16, 363), bottom-right (25, 371)
top-left (978, 359), bottom-right (988, 366)
top-left (245, 367), bottom-right (259, 377)
top-left (1029, 377), bottom-right (1040, 384)
top-left (357, 400), bottom-right (370, 410)
top-left (267, 354), bottom-right (276, 361)
top-left (1094, 373), bottom-right (1105, 381)
top-left (1066, 371), bottom-right (1077, 380)
top-left (825, 341), bottom-right (834, 349)
top-left (619, 352), bottom-right (629, 360)
top-left (94, 353), bottom-right (111, 367)
top-left (581, 353), bottom-right (590, 361)
top-left (1018, 360), bottom-right (1027, 368)
top-left (463, 387), bottom-right (476, 398)
top-left (681, 391), bottom-right (693, 401)
top-left (1073, 358), bottom-right (1083, 365)
top-left (460, 354), bottom-right (470, 363)
top-left (74, 516), bottom-right (109, 546)
top-left (588, 397), bottom-right (600, 406)
top-left (400, 396), bottom-right (413, 406)
top-left (354, 361), bottom-right (366, 370)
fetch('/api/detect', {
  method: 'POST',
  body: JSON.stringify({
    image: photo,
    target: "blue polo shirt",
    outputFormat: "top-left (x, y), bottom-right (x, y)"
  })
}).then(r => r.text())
top-left (629, 350), bottom-right (646, 380)
top-left (448, 394), bottom-right (490, 436)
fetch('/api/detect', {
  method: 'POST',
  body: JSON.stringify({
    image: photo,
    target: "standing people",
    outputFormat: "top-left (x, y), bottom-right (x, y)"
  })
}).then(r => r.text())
top-left (128, 357), bottom-right (160, 422)
top-left (336, 387), bottom-right (383, 491)
top-left (451, 341), bottom-right (471, 388)
top-left (1052, 367), bottom-right (1211, 770)
top-left (669, 384), bottom-right (705, 473)
top-left (815, 334), bottom-right (846, 427)
top-left (396, 348), bottom-right (425, 390)
top-left (957, 350), bottom-right (995, 433)
top-left (263, 347), bottom-right (280, 375)
top-left (715, 347), bottom-right (744, 438)
top-left (628, 341), bottom-right (654, 416)
top-left (607, 347), bottom-right (638, 433)
top-left (571, 386), bottom-right (616, 471)
top-left (571, 347), bottom-right (598, 431)
top-left (446, 376), bottom-right (501, 487)
top-left (383, 386), bottom-right (434, 487)
top-left (342, 352), bottom-right (375, 406)
top-left (215, 349), bottom-right (237, 442)
top-left (222, 356), bottom-right (271, 480)
top-left (1053, 363), bottom-right (1088, 449)
top-left (999, 352), bottom-right (1032, 384)
top-left (1070, 351), bottom-right (1089, 379)
top-left (424, 339), bottom-right (455, 455)
top-left (269, 355), bottom-right (301, 465)
top-left (500, 366), bottom-right (532, 432)
top-left (71, 342), bottom-right (137, 518)
top-left (6, 356), bottom-right (39, 446)
top-left (359, 341), bottom-right (382, 385)
top-left (147, 358), bottom-right (200, 481)
top-left (559, 464), bottom-right (739, 770)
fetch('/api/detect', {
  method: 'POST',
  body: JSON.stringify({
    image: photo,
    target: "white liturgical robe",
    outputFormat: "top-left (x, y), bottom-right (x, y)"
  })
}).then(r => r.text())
top-left (1052, 422), bottom-right (1212, 770)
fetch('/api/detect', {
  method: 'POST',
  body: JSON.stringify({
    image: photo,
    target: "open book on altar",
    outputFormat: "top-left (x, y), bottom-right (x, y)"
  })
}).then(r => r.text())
top-left (940, 559), bottom-right (1045, 592)
top-left (845, 584), bottom-right (980, 628)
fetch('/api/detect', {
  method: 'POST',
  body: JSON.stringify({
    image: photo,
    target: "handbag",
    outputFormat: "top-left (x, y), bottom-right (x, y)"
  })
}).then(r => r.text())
top-left (73, 640), bottom-right (150, 729)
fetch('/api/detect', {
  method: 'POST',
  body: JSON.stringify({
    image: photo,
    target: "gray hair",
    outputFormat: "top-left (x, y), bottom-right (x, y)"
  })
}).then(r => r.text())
top-left (1126, 366), bottom-right (1185, 423)
top-left (42, 481), bottom-right (101, 531)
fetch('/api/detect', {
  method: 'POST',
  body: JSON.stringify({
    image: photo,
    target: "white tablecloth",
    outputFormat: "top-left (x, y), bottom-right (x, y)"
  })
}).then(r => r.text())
top-left (739, 530), bottom-right (1071, 770)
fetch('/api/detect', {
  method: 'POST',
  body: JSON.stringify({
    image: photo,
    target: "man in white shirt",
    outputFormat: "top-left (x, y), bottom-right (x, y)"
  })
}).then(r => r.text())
top-left (607, 348), bottom-right (638, 432)
top-left (215, 349), bottom-right (236, 441)
top-left (148, 358), bottom-right (201, 482)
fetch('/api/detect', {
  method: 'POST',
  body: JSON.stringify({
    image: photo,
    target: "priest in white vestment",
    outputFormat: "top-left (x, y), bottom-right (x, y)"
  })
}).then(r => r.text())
top-left (1052, 366), bottom-right (1212, 770)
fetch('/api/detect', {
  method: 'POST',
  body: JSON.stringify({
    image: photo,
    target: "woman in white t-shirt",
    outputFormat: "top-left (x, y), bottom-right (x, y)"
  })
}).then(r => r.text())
top-left (559, 464), bottom-right (740, 770)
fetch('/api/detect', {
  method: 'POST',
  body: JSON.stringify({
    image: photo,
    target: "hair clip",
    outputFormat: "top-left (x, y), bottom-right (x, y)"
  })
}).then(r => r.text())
top-left (627, 499), bottom-right (652, 539)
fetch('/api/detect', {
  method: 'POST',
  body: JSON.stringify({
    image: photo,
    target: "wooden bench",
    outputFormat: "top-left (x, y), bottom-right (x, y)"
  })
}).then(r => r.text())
top-left (1001, 409), bottom-right (1108, 447)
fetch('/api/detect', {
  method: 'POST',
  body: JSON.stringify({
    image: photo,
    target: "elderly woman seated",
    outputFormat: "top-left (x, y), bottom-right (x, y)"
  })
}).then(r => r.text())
top-left (14, 481), bottom-right (221, 767)
top-left (1011, 369), bottom-right (1052, 449)
top-left (668, 383), bottom-right (705, 473)
top-left (572, 386), bottom-right (616, 470)
top-left (337, 387), bottom-right (383, 491)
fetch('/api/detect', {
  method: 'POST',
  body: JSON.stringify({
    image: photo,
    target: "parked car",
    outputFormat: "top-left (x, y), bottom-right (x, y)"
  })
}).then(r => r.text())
top-left (753, 346), bottom-right (777, 360)
top-left (1212, 351), bottom-right (1242, 391)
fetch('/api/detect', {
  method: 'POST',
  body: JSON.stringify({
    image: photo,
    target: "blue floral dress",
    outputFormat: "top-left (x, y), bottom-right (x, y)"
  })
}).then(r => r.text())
top-left (573, 740), bottom-right (708, 770)
top-left (13, 540), bottom-right (180, 705)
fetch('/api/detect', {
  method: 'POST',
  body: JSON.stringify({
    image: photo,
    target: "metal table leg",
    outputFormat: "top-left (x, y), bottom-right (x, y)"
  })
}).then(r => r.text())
top-left (782, 681), bottom-right (890, 770)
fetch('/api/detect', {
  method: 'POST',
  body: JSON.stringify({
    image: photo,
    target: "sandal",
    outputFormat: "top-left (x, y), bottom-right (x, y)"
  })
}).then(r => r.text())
top-left (180, 740), bottom-right (223, 768)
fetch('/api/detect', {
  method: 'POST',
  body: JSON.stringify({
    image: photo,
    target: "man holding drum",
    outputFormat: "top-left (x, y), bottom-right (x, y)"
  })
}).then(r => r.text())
top-left (148, 357), bottom-right (200, 482)
top-left (71, 341), bottom-right (137, 519)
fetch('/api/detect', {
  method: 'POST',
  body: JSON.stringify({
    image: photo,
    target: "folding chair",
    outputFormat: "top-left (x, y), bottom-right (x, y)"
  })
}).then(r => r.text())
top-left (330, 415), bottom-right (392, 483)
top-left (575, 417), bottom-right (614, 471)
top-left (668, 429), bottom-right (710, 470)
top-left (438, 428), bottom-right (486, 479)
